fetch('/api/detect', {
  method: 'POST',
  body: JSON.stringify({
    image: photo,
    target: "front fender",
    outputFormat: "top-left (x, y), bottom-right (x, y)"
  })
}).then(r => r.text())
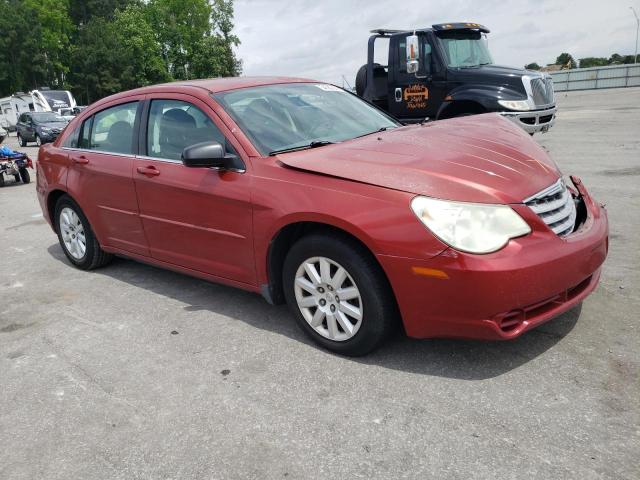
top-left (438, 84), bottom-right (526, 117)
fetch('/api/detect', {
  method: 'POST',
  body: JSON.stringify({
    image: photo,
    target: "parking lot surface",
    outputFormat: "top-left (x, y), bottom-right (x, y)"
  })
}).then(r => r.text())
top-left (1, 88), bottom-right (638, 479)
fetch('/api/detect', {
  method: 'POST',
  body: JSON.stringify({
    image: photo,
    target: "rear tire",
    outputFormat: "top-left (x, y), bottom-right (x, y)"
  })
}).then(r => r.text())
top-left (54, 195), bottom-right (112, 270)
top-left (19, 168), bottom-right (30, 184)
top-left (0, 174), bottom-right (4, 187)
top-left (283, 232), bottom-right (397, 356)
top-left (14, 174), bottom-right (20, 182)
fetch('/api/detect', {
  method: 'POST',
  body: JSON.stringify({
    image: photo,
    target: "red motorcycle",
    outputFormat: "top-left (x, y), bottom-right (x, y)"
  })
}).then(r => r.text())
top-left (0, 148), bottom-right (33, 187)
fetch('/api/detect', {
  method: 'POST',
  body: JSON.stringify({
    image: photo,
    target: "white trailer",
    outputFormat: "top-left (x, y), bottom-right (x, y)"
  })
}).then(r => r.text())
top-left (0, 92), bottom-right (51, 131)
top-left (32, 89), bottom-right (77, 113)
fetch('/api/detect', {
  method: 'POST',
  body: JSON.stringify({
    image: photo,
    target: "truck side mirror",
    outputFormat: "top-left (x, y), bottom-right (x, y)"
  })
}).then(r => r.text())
top-left (406, 34), bottom-right (420, 74)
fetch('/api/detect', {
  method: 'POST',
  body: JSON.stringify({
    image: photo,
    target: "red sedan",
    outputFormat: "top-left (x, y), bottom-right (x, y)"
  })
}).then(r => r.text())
top-left (36, 77), bottom-right (608, 355)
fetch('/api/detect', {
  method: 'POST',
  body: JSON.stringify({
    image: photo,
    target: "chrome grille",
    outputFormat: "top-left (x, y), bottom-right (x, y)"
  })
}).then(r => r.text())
top-left (530, 77), bottom-right (555, 106)
top-left (524, 179), bottom-right (576, 237)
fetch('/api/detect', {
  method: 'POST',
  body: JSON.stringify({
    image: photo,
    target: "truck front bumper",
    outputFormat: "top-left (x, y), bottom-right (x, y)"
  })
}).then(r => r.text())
top-left (499, 106), bottom-right (557, 134)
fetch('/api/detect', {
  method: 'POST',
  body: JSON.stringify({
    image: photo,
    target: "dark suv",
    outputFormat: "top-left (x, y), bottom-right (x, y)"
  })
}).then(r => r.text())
top-left (16, 112), bottom-right (68, 147)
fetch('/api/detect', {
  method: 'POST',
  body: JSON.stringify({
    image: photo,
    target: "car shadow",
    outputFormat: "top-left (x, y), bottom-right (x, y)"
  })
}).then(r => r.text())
top-left (47, 243), bottom-right (580, 380)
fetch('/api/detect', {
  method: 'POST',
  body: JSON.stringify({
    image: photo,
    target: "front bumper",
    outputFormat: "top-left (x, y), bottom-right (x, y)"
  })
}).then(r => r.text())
top-left (499, 106), bottom-right (556, 134)
top-left (39, 132), bottom-right (60, 143)
top-left (378, 180), bottom-right (608, 340)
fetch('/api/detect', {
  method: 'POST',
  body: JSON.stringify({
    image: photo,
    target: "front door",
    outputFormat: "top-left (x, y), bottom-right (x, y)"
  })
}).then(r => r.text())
top-left (133, 95), bottom-right (255, 286)
top-left (388, 33), bottom-right (447, 121)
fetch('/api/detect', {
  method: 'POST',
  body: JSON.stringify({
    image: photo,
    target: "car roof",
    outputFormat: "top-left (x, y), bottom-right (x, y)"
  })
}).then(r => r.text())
top-left (85, 76), bottom-right (321, 112)
top-left (119, 76), bottom-right (318, 97)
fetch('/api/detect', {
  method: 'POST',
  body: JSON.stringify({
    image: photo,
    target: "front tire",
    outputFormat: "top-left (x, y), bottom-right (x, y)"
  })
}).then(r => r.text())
top-left (18, 133), bottom-right (26, 147)
top-left (19, 168), bottom-right (30, 184)
top-left (35, 134), bottom-right (42, 147)
top-left (54, 195), bottom-right (112, 270)
top-left (283, 232), bottom-right (397, 356)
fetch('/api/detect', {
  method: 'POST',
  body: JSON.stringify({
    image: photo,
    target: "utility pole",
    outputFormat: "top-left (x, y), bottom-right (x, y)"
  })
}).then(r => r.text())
top-left (632, 7), bottom-right (640, 64)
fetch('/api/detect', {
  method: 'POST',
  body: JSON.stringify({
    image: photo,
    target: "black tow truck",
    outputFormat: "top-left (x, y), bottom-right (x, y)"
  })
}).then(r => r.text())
top-left (355, 23), bottom-right (557, 134)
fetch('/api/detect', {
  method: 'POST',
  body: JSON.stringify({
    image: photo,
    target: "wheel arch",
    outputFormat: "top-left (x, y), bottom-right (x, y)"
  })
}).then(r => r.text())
top-left (47, 189), bottom-right (70, 233)
top-left (437, 100), bottom-right (487, 119)
top-left (263, 220), bottom-right (394, 307)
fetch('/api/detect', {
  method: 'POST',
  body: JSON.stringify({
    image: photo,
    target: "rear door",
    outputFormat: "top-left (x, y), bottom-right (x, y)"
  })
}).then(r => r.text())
top-left (133, 94), bottom-right (255, 285)
top-left (65, 98), bottom-right (149, 256)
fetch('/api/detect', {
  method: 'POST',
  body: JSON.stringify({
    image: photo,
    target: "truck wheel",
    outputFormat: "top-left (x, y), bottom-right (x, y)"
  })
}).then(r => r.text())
top-left (54, 195), bottom-right (113, 270)
top-left (283, 232), bottom-right (398, 356)
top-left (18, 133), bottom-right (26, 147)
top-left (19, 168), bottom-right (30, 184)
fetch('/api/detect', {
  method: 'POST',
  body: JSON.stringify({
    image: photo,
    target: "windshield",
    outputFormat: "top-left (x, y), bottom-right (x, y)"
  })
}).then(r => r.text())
top-left (32, 113), bottom-right (66, 124)
top-left (214, 83), bottom-right (400, 155)
top-left (437, 31), bottom-right (493, 68)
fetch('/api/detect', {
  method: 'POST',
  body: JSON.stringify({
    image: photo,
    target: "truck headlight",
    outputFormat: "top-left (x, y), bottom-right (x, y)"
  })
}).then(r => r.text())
top-left (498, 99), bottom-right (531, 111)
top-left (410, 196), bottom-right (531, 254)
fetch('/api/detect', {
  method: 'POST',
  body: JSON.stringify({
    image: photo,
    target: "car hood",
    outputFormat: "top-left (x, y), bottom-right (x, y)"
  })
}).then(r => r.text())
top-left (37, 122), bottom-right (66, 130)
top-left (276, 114), bottom-right (561, 204)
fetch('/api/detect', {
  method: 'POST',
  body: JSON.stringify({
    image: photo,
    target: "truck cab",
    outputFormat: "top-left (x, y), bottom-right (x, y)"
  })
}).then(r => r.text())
top-left (355, 23), bottom-right (557, 134)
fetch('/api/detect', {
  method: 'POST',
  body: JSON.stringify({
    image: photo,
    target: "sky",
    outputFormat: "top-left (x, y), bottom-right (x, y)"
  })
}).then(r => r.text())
top-left (233, 0), bottom-right (640, 86)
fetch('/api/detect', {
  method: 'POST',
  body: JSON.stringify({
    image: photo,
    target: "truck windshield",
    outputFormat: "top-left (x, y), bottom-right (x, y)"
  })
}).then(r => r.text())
top-left (214, 83), bottom-right (400, 156)
top-left (437, 31), bottom-right (493, 68)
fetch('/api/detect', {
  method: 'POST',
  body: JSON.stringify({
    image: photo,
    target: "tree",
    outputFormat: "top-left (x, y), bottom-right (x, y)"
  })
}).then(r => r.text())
top-left (579, 57), bottom-right (609, 68)
top-left (0, 1), bottom-right (42, 94)
top-left (0, 0), bottom-right (241, 99)
top-left (69, 5), bottom-right (169, 103)
top-left (146, 0), bottom-right (212, 79)
top-left (25, 0), bottom-right (74, 88)
top-left (525, 62), bottom-right (541, 70)
top-left (555, 53), bottom-right (577, 69)
top-left (146, 0), bottom-right (241, 79)
top-left (68, 0), bottom-right (140, 26)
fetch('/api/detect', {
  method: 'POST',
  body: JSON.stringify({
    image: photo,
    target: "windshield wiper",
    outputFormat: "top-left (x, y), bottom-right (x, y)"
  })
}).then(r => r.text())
top-left (269, 140), bottom-right (333, 156)
top-left (353, 126), bottom-right (392, 140)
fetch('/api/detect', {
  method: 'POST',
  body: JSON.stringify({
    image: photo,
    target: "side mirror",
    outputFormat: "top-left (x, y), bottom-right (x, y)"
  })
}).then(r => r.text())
top-left (182, 141), bottom-right (246, 172)
top-left (182, 141), bottom-right (226, 168)
top-left (406, 34), bottom-right (420, 74)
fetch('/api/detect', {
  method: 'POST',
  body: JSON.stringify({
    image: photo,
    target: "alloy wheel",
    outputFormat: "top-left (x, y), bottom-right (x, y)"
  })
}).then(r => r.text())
top-left (294, 256), bottom-right (363, 341)
top-left (59, 207), bottom-right (87, 260)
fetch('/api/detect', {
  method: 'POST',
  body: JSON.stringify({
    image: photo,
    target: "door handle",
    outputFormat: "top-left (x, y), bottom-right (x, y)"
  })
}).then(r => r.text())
top-left (395, 87), bottom-right (402, 102)
top-left (73, 155), bottom-right (89, 165)
top-left (137, 165), bottom-right (160, 177)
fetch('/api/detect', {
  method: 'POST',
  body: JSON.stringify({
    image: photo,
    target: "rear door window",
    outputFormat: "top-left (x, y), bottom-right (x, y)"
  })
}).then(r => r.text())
top-left (88, 102), bottom-right (138, 155)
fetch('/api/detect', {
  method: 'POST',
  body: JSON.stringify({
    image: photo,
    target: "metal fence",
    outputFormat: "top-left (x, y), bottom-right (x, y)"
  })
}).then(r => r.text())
top-left (549, 64), bottom-right (640, 92)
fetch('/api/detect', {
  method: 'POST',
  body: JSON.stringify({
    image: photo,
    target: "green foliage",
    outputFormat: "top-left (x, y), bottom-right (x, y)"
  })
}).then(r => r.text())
top-left (68, 5), bottom-right (170, 103)
top-left (0, 0), bottom-right (241, 102)
top-left (578, 57), bottom-right (609, 68)
top-left (525, 62), bottom-right (541, 70)
top-left (555, 53), bottom-right (577, 69)
top-left (609, 53), bottom-right (636, 64)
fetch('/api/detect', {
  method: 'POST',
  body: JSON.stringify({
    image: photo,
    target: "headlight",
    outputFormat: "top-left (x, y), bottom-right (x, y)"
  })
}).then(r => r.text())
top-left (40, 127), bottom-right (51, 132)
top-left (498, 99), bottom-right (531, 111)
top-left (410, 196), bottom-right (531, 254)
